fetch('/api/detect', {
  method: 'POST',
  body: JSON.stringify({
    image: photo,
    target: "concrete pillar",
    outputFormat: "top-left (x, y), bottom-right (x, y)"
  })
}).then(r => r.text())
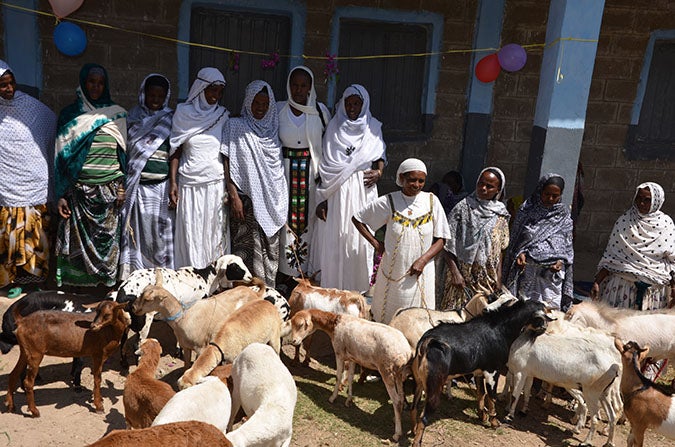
top-left (461, 0), bottom-right (506, 189)
top-left (524, 0), bottom-right (605, 204)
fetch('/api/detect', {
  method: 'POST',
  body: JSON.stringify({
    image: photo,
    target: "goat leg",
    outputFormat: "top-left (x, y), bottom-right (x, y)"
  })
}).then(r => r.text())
top-left (24, 352), bottom-right (44, 417)
top-left (5, 351), bottom-right (28, 413)
top-left (70, 357), bottom-right (85, 391)
top-left (91, 355), bottom-right (105, 414)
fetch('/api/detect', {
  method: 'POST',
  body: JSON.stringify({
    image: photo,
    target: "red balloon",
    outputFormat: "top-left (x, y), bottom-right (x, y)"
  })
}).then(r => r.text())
top-left (475, 53), bottom-right (501, 83)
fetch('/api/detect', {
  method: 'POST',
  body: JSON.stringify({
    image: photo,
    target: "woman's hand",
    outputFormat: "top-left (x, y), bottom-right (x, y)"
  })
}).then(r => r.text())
top-left (363, 169), bottom-right (382, 188)
top-left (57, 198), bottom-right (71, 219)
top-left (450, 270), bottom-right (466, 288)
top-left (169, 182), bottom-right (179, 209)
top-left (590, 282), bottom-right (600, 301)
top-left (316, 201), bottom-right (328, 221)
top-left (516, 252), bottom-right (527, 269)
top-left (550, 260), bottom-right (563, 272)
top-left (116, 187), bottom-right (126, 208)
top-left (409, 257), bottom-right (427, 276)
top-left (229, 193), bottom-right (245, 222)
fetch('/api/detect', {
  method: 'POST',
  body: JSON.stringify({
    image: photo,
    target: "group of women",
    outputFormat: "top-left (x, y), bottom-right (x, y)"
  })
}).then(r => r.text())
top-left (4, 59), bottom-right (675, 325)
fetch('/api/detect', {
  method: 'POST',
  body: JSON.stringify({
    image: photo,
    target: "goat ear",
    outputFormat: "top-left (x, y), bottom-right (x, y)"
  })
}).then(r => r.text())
top-left (154, 268), bottom-right (163, 287)
top-left (116, 301), bottom-right (129, 310)
top-left (639, 345), bottom-right (651, 360)
top-left (81, 301), bottom-right (103, 309)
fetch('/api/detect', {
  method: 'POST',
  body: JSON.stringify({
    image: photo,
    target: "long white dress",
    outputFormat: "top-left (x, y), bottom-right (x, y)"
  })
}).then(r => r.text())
top-left (355, 191), bottom-right (451, 323)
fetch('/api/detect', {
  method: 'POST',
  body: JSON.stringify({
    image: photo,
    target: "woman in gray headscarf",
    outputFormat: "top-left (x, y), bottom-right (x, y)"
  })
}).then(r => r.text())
top-left (441, 167), bottom-right (511, 310)
top-left (223, 80), bottom-right (288, 287)
top-left (169, 67), bottom-right (228, 269)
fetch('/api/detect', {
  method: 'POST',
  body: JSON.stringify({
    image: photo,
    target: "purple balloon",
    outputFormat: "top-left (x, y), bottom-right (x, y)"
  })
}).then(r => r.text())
top-left (497, 44), bottom-right (527, 72)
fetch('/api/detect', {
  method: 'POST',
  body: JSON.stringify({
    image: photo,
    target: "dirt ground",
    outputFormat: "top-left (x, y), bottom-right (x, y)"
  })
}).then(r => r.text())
top-left (1, 294), bottom-right (675, 447)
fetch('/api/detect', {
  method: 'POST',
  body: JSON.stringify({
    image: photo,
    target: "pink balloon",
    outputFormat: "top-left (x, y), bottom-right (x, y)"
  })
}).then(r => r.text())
top-left (475, 54), bottom-right (501, 83)
top-left (48, 0), bottom-right (84, 18)
top-left (497, 44), bottom-right (527, 72)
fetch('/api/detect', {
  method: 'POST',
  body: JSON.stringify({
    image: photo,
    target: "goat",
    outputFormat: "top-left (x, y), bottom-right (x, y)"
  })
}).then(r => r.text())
top-left (506, 318), bottom-right (621, 447)
top-left (133, 269), bottom-right (265, 367)
top-left (287, 277), bottom-right (367, 365)
top-left (410, 299), bottom-right (552, 447)
top-left (177, 299), bottom-right (282, 389)
top-left (289, 308), bottom-right (412, 441)
top-left (115, 254), bottom-right (253, 366)
top-left (86, 421), bottom-right (233, 447)
top-left (5, 300), bottom-right (130, 417)
top-left (0, 290), bottom-right (104, 387)
top-left (227, 343), bottom-right (297, 447)
top-left (615, 339), bottom-right (675, 447)
top-left (123, 338), bottom-right (176, 429)
top-left (389, 288), bottom-right (518, 349)
top-left (567, 301), bottom-right (675, 374)
top-left (152, 375), bottom-right (232, 433)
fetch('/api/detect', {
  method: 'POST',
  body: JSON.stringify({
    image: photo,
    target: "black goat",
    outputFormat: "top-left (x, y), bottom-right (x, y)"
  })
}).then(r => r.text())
top-left (1, 291), bottom-right (107, 388)
top-left (411, 299), bottom-right (551, 447)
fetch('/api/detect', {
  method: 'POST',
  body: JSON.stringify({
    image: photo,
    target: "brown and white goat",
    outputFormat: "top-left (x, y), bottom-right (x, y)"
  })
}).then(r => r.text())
top-left (86, 420), bottom-right (233, 447)
top-left (177, 299), bottom-right (282, 389)
top-left (123, 338), bottom-right (175, 429)
top-left (133, 269), bottom-right (265, 367)
top-left (289, 309), bottom-right (412, 442)
top-left (5, 300), bottom-right (130, 417)
top-left (287, 278), bottom-right (368, 365)
top-left (615, 339), bottom-right (675, 447)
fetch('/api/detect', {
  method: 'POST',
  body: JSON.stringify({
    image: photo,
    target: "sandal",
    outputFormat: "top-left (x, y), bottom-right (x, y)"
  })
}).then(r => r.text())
top-left (7, 287), bottom-right (22, 299)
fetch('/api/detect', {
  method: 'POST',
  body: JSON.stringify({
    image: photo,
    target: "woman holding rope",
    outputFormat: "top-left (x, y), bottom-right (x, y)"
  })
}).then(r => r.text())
top-left (353, 158), bottom-right (450, 323)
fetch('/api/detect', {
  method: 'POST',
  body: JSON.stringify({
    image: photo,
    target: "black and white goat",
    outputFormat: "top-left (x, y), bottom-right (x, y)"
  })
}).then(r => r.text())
top-left (410, 299), bottom-right (552, 447)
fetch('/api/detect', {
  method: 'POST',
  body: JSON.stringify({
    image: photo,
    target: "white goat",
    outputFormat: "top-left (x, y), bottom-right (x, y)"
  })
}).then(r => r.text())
top-left (226, 343), bottom-right (297, 447)
top-left (289, 309), bottom-right (412, 442)
top-left (507, 318), bottom-right (622, 447)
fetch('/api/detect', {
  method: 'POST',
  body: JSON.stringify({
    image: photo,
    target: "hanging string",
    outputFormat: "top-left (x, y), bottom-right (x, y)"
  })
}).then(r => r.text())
top-left (1, 1), bottom-right (598, 61)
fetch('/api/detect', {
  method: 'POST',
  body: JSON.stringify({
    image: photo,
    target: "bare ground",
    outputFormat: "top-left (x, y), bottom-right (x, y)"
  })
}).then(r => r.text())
top-left (1, 294), bottom-right (674, 447)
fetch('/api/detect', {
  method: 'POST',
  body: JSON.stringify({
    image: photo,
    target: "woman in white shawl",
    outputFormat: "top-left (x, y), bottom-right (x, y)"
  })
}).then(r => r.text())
top-left (119, 74), bottom-right (174, 279)
top-left (169, 67), bottom-right (229, 269)
top-left (316, 84), bottom-right (385, 291)
top-left (353, 158), bottom-right (451, 323)
top-left (277, 66), bottom-right (330, 281)
top-left (223, 80), bottom-right (288, 287)
top-left (440, 167), bottom-right (511, 310)
top-left (0, 60), bottom-right (56, 294)
top-left (591, 182), bottom-right (675, 310)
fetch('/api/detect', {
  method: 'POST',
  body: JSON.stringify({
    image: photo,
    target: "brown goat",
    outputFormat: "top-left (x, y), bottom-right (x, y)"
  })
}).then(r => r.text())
top-left (5, 300), bottom-right (130, 417)
top-left (86, 420), bottom-right (233, 446)
top-left (615, 339), bottom-right (675, 447)
top-left (123, 338), bottom-right (176, 429)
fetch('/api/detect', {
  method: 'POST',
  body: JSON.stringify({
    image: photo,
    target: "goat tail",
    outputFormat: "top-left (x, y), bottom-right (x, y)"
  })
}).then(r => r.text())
top-left (249, 277), bottom-right (267, 298)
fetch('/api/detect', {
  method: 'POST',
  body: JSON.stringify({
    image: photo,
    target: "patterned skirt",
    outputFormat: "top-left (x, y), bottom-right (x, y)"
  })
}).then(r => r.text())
top-left (0, 204), bottom-right (50, 287)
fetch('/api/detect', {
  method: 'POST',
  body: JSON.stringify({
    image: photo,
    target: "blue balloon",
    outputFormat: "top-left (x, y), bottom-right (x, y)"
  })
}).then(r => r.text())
top-left (53, 22), bottom-right (87, 56)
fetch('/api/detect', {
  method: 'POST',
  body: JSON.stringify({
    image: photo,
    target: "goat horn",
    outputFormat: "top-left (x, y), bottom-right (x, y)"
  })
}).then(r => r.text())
top-left (154, 268), bottom-right (163, 287)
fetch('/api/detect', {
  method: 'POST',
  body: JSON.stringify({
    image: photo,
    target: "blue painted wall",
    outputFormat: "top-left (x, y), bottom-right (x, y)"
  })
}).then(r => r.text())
top-left (2, 0), bottom-right (41, 91)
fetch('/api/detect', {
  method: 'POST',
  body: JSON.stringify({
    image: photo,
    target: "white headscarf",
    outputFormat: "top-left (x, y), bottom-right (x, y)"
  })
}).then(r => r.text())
top-left (317, 84), bottom-right (385, 201)
top-left (170, 67), bottom-right (228, 151)
top-left (0, 59), bottom-right (9, 78)
top-left (598, 182), bottom-right (675, 284)
top-left (279, 66), bottom-right (325, 174)
top-left (396, 158), bottom-right (427, 187)
top-left (225, 80), bottom-right (288, 237)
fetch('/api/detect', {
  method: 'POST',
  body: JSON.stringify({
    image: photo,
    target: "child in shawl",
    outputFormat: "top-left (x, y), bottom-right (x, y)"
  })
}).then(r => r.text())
top-left (503, 174), bottom-right (574, 310)
top-left (223, 80), bottom-right (288, 287)
top-left (353, 158), bottom-right (451, 323)
top-left (591, 182), bottom-right (675, 310)
top-left (54, 64), bottom-right (127, 288)
top-left (315, 84), bottom-right (386, 292)
top-left (441, 167), bottom-right (510, 310)
top-left (119, 74), bottom-right (174, 279)
top-left (169, 68), bottom-right (229, 269)
top-left (0, 60), bottom-right (56, 294)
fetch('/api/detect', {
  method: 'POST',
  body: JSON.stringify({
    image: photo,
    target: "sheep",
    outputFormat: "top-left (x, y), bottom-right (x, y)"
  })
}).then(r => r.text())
top-left (86, 421), bottom-right (233, 447)
top-left (506, 319), bottom-right (622, 447)
top-left (5, 300), bottom-right (131, 417)
top-left (123, 338), bottom-right (176, 429)
top-left (410, 300), bottom-right (552, 447)
top-left (132, 269), bottom-right (266, 367)
top-left (389, 288), bottom-right (518, 349)
top-left (287, 278), bottom-right (367, 365)
top-left (226, 343), bottom-right (297, 447)
top-left (615, 339), bottom-right (675, 447)
top-left (288, 308), bottom-right (412, 442)
top-left (177, 299), bottom-right (282, 389)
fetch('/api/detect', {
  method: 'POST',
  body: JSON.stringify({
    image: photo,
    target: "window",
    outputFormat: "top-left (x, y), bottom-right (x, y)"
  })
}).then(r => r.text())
top-left (625, 35), bottom-right (675, 159)
top-left (189, 7), bottom-right (291, 114)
